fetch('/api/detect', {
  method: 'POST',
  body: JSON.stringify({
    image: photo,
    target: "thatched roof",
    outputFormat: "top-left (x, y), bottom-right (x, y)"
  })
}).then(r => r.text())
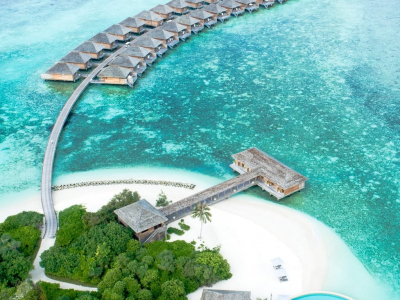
top-left (98, 66), bottom-right (131, 78)
top-left (45, 63), bottom-right (80, 75)
top-left (203, 4), bottom-right (228, 14)
top-left (74, 41), bottom-right (104, 53)
top-left (166, 0), bottom-right (190, 9)
top-left (135, 10), bottom-right (164, 22)
top-left (161, 21), bottom-right (187, 33)
top-left (145, 29), bottom-right (174, 40)
top-left (131, 36), bottom-right (163, 48)
top-left (189, 9), bottom-right (213, 20)
top-left (60, 51), bottom-right (92, 64)
top-left (201, 289), bottom-right (251, 300)
top-left (115, 200), bottom-right (168, 233)
top-left (119, 17), bottom-right (145, 28)
top-left (232, 147), bottom-right (308, 189)
top-left (219, 0), bottom-right (242, 9)
top-left (104, 24), bottom-right (131, 35)
top-left (89, 32), bottom-right (118, 44)
top-left (150, 4), bottom-right (174, 14)
top-left (121, 46), bottom-right (152, 58)
top-left (176, 15), bottom-right (200, 26)
top-left (109, 56), bottom-right (141, 68)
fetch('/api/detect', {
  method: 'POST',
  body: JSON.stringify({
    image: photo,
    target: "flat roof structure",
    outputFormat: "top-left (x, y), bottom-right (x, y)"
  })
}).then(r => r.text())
top-left (201, 289), bottom-right (251, 300)
top-left (115, 199), bottom-right (168, 233)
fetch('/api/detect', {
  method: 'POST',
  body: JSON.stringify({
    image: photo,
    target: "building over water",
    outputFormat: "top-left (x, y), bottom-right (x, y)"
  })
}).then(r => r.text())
top-left (60, 51), bottom-right (92, 70)
top-left (150, 4), bottom-right (175, 21)
top-left (135, 10), bottom-right (164, 28)
top-left (145, 28), bottom-right (179, 49)
top-left (41, 63), bottom-right (80, 82)
top-left (203, 4), bottom-right (230, 22)
top-left (89, 33), bottom-right (118, 50)
top-left (189, 9), bottom-right (217, 28)
top-left (176, 15), bottom-right (204, 34)
top-left (131, 36), bottom-right (168, 57)
top-left (219, 0), bottom-right (245, 17)
top-left (74, 42), bottom-right (105, 59)
top-left (119, 17), bottom-right (146, 35)
top-left (161, 21), bottom-right (191, 41)
top-left (104, 24), bottom-right (132, 41)
top-left (166, 0), bottom-right (190, 15)
top-left (96, 66), bottom-right (136, 86)
top-left (201, 289), bottom-right (251, 300)
top-left (109, 56), bottom-right (147, 76)
top-left (120, 46), bottom-right (157, 66)
top-left (115, 200), bottom-right (168, 243)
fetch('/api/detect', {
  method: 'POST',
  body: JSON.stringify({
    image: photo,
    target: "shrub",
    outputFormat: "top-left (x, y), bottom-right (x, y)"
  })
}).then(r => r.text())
top-left (167, 227), bottom-right (184, 236)
top-left (56, 205), bottom-right (86, 247)
top-left (178, 222), bottom-right (190, 231)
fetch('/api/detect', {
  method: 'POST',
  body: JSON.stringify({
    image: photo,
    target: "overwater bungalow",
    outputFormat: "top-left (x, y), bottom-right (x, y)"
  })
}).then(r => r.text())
top-left (114, 200), bottom-right (168, 244)
top-left (89, 33), bottom-right (118, 50)
top-left (119, 17), bottom-right (146, 35)
top-left (161, 21), bottom-right (191, 41)
top-left (104, 24), bottom-right (132, 42)
top-left (219, 0), bottom-right (245, 17)
top-left (121, 46), bottom-right (157, 66)
top-left (135, 11), bottom-right (164, 28)
top-left (256, 0), bottom-right (274, 8)
top-left (109, 56), bottom-right (147, 76)
top-left (204, 0), bottom-right (220, 4)
top-left (166, 0), bottom-right (190, 15)
top-left (96, 66), bottom-right (136, 86)
top-left (74, 42), bottom-right (105, 60)
top-left (175, 15), bottom-right (204, 34)
top-left (150, 4), bottom-right (175, 21)
top-left (203, 4), bottom-right (230, 22)
top-left (186, 0), bottom-right (205, 9)
top-left (236, 0), bottom-right (259, 12)
top-left (59, 51), bottom-right (92, 70)
top-left (41, 63), bottom-right (80, 82)
top-left (144, 29), bottom-right (179, 49)
top-left (189, 9), bottom-right (217, 28)
top-left (230, 147), bottom-right (308, 200)
top-left (201, 289), bottom-right (251, 300)
top-left (131, 36), bottom-right (168, 57)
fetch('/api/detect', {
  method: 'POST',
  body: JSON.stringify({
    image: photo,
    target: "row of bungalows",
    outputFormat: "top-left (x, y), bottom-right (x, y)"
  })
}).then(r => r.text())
top-left (121, 46), bottom-right (157, 66)
top-left (189, 9), bottom-right (217, 28)
top-left (185, 0), bottom-right (205, 9)
top-left (166, 0), bottom-right (190, 15)
top-left (89, 32), bottom-right (118, 50)
top-left (150, 4), bottom-right (175, 21)
top-left (203, 4), bottom-right (230, 22)
top-left (131, 36), bottom-right (168, 57)
top-left (96, 66), bottom-right (136, 87)
top-left (104, 24), bottom-right (132, 41)
top-left (175, 15), bottom-right (204, 34)
top-left (135, 10), bottom-right (164, 28)
top-left (145, 28), bottom-right (179, 49)
top-left (161, 21), bottom-right (191, 41)
top-left (119, 17), bottom-right (146, 35)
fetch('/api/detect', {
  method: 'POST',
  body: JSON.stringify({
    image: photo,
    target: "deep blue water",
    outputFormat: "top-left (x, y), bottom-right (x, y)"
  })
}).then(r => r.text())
top-left (1, 0), bottom-right (400, 298)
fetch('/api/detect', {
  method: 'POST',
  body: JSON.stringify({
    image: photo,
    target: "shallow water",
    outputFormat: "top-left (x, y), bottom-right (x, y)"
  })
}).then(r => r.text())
top-left (1, 0), bottom-right (400, 298)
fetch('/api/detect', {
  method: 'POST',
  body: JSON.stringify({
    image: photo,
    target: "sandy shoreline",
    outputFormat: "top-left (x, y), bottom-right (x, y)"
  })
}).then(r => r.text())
top-left (0, 167), bottom-right (390, 299)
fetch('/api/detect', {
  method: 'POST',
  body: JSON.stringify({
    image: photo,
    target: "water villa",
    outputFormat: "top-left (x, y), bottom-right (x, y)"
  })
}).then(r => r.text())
top-left (231, 147), bottom-right (308, 199)
top-left (89, 33), bottom-right (118, 50)
top-left (135, 11), bottom-right (164, 28)
top-left (144, 28), bottom-right (179, 49)
top-left (120, 46), bottom-right (157, 66)
top-left (201, 289), bottom-right (251, 300)
top-left (161, 21), bottom-right (191, 41)
top-left (257, 0), bottom-right (275, 8)
top-left (104, 24), bottom-right (132, 41)
top-left (119, 17), bottom-right (146, 35)
top-left (205, 0), bottom-right (220, 4)
top-left (41, 63), bottom-right (80, 82)
top-left (176, 15), bottom-right (204, 34)
top-left (114, 200), bottom-right (167, 244)
top-left (96, 66), bottom-right (136, 86)
top-left (74, 42), bottom-right (105, 60)
top-left (189, 9), bottom-right (217, 28)
top-left (109, 56), bottom-right (147, 76)
top-left (166, 0), bottom-right (190, 15)
top-left (186, 0), bottom-right (205, 9)
top-left (219, 0), bottom-right (245, 17)
top-left (150, 4), bottom-right (175, 21)
top-left (131, 36), bottom-right (168, 57)
top-left (59, 52), bottom-right (92, 70)
top-left (203, 4), bottom-right (230, 22)
top-left (236, 0), bottom-right (260, 12)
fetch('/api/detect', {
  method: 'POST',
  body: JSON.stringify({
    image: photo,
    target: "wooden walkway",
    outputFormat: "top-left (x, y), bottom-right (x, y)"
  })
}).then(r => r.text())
top-left (41, 46), bottom-right (126, 238)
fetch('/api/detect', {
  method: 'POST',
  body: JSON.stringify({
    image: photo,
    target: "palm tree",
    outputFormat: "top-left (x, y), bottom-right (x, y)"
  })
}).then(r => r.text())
top-left (191, 202), bottom-right (212, 239)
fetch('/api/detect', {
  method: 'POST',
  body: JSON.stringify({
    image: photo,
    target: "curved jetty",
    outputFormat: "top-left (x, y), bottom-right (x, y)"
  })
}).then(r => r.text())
top-left (40, 0), bottom-right (287, 238)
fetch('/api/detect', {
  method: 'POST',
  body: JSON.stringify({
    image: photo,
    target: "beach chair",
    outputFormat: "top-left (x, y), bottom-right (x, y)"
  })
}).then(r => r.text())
top-left (271, 257), bottom-right (284, 269)
top-left (275, 268), bottom-right (288, 282)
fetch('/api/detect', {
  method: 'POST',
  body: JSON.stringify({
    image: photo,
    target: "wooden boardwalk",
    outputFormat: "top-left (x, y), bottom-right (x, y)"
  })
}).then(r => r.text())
top-left (41, 46), bottom-right (126, 238)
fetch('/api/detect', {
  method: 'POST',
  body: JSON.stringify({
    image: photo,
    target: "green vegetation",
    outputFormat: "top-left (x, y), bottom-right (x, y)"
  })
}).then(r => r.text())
top-left (167, 227), bottom-right (185, 236)
top-left (191, 203), bottom-right (212, 239)
top-left (0, 211), bottom-right (43, 291)
top-left (178, 219), bottom-right (190, 231)
top-left (155, 190), bottom-right (171, 208)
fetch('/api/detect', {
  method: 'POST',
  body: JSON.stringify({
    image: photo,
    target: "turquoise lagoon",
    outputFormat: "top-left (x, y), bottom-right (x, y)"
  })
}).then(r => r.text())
top-left (0, 0), bottom-right (399, 298)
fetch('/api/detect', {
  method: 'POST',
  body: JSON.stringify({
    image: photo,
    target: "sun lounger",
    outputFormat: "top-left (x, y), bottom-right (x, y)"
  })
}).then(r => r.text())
top-left (271, 257), bottom-right (284, 269)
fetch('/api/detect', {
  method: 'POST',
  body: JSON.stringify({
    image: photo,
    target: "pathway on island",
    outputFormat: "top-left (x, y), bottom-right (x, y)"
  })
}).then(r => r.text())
top-left (41, 46), bottom-right (127, 238)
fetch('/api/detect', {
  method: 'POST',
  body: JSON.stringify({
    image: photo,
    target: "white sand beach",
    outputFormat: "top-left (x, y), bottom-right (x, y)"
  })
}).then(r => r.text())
top-left (0, 167), bottom-right (390, 299)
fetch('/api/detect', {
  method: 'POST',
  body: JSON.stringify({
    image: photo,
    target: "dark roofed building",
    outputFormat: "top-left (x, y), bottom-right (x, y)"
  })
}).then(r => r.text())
top-left (119, 17), bottom-right (146, 34)
top-left (189, 9), bottom-right (217, 28)
top-left (203, 4), bottom-right (230, 22)
top-left (97, 66), bottom-right (136, 86)
top-left (186, 0), bottom-right (205, 9)
top-left (89, 33), bottom-right (118, 50)
top-left (161, 21), bottom-right (191, 41)
top-left (150, 4), bottom-right (175, 21)
top-left (201, 289), bottom-right (251, 300)
top-left (60, 51), bottom-right (93, 70)
top-left (144, 28), bottom-right (179, 49)
top-left (120, 46), bottom-right (157, 66)
top-left (135, 10), bottom-right (164, 27)
top-left (41, 63), bottom-right (80, 82)
top-left (131, 36), bottom-right (168, 57)
top-left (166, 0), bottom-right (190, 15)
top-left (235, 0), bottom-right (259, 12)
top-left (109, 55), bottom-right (147, 76)
top-left (115, 200), bottom-right (167, 243)
top-left (231, 147), bottom-right (308, 199)
top-left (219, 0), bottom-right (245, 17)
top-left (104, 24), bottom-right (132, 41)
top-left (256, 0), bottom-right (275, 9)
top-left (176, 15), bottom-right (204, 34)
top-left (74, 41), bottom-right (105, 59)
